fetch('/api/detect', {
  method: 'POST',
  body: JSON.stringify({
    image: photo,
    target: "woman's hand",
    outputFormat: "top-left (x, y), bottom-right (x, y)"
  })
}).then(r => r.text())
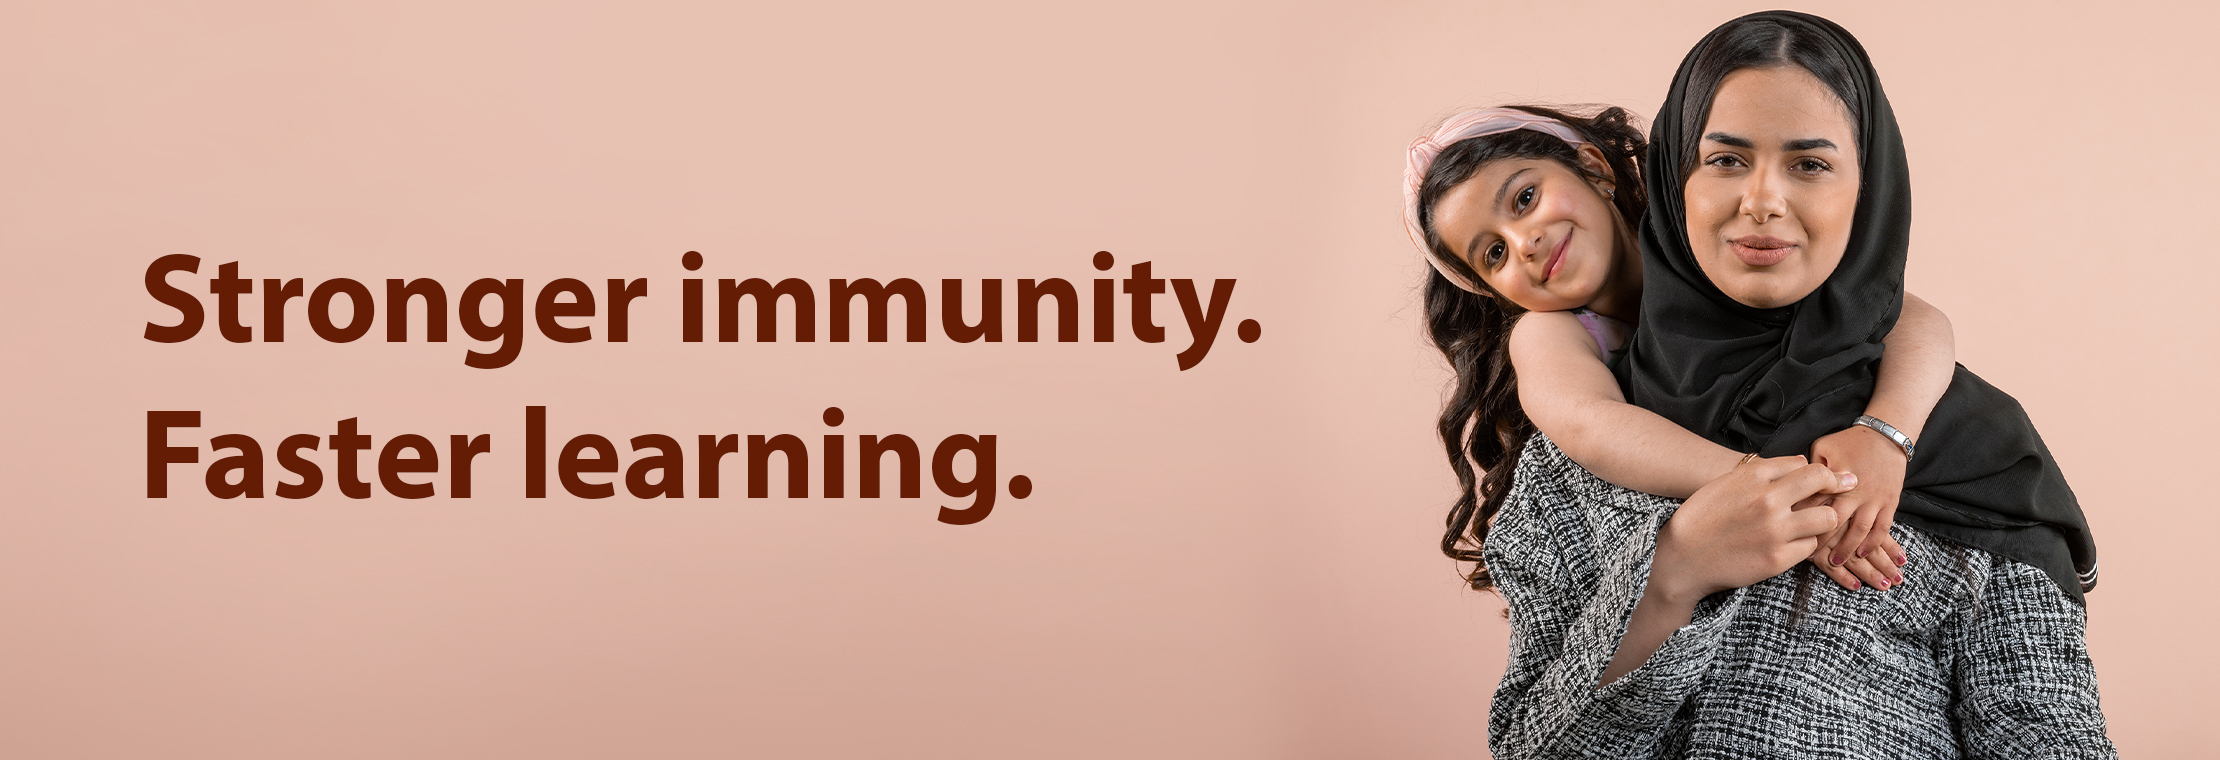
top-left (1602, 455), bottom-right (1852, 686)
top-left (1651, 456), bottom-right (1853, 602)
top-left (1807, 425), bottom-right (1911, 591)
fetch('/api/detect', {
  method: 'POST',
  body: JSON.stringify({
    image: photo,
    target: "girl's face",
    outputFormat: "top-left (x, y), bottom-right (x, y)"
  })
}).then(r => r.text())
top-left (1683, 65), bottom-right (1861, 308)
top-left (1429, 147), bottom-right (1624, 313)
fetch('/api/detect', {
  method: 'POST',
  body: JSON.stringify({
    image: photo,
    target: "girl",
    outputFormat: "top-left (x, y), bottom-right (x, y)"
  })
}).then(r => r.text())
top-left (1404, 105), bottom-right (1948, 593)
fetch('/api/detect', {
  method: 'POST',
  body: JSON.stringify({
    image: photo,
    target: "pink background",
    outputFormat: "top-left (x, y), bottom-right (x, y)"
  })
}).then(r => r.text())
top-left (4, 1), bottom-right (2212, 757)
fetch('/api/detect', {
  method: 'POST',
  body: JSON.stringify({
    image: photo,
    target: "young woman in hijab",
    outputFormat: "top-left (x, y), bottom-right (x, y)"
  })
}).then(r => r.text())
top-left (1483, 11), bottom-right (2112, 758)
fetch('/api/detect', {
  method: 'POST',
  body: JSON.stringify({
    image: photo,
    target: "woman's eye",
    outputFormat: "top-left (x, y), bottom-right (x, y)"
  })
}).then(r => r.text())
top-left (1704, 154), bottom-right (1745, 170)
top-left (1515, 186), bottom-right (1535, 210)
top-left (1793, 158), bottom-right (1832, 173)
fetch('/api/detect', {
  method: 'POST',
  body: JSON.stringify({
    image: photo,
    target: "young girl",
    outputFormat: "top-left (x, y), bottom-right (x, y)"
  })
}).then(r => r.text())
top-left (1404, 105), bottom-right (1954, 593)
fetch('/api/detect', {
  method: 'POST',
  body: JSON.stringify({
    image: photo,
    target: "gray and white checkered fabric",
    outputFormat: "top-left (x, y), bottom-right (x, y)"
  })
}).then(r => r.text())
top-left (1484, 435), bottom-right (2116, 759)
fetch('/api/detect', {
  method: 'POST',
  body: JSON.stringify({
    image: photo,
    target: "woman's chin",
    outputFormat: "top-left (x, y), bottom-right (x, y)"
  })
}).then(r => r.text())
top-left (1716, 271), bottom-right (1826, 309)
top-left (1720, 284), bottom-right (1794, 309)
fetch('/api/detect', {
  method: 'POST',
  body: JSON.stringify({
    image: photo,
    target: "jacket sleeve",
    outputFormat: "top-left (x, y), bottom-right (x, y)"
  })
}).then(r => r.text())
top-left (1484, 439), bottom-right (1748, 759)
top-left (1945, 553), bottom-right (2117, 759)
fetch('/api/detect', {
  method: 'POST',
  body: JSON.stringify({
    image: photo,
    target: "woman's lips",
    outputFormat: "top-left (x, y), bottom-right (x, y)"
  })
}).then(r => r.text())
top-left (1730, 235), bottom-right (1796, 267)
top-left (1543, 233), bottom-right (1569, 281)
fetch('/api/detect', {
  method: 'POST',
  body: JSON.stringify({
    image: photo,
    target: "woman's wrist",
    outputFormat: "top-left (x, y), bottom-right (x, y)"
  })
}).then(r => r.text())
top-left (1648, 526), bottom-right (1721, 606)
top-left (1703, 446), bottom-right (1746, 488)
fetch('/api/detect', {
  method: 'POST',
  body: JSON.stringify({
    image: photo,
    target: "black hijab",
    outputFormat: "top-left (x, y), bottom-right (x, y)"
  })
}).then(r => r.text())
top-left (1613, 11), bottom-right (2098, 602)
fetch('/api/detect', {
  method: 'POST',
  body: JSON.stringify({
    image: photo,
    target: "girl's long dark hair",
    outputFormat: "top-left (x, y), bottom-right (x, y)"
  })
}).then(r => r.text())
top-left (1415, 105), bottom-right (1647, 592)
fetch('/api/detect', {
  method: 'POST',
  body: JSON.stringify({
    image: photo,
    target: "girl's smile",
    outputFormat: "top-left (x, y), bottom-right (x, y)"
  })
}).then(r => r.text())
top-left (1542, 232), bottom-right (1570, 281)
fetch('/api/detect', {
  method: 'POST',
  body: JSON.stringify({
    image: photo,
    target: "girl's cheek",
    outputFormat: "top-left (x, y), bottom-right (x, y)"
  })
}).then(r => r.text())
top-left (1539, 193), bottom-right (1583, 221)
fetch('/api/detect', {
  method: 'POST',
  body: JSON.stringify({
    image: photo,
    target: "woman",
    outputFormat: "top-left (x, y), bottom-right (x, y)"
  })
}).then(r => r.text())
top-left (1483, 11), bottom-right (2111, 757)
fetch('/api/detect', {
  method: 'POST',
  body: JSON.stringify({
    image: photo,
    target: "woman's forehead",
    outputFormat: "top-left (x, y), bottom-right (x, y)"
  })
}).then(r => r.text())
top-left (1703, 67), bottom-right (1855, 144)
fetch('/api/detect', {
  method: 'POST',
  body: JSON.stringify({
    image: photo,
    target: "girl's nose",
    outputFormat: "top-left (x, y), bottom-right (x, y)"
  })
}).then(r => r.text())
top-left (1514, 225), bottom-right (1546, 262)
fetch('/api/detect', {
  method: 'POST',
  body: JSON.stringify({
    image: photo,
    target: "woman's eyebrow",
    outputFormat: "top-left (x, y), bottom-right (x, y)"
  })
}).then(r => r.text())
top-left (1703, 132), bottom-right (1837, 152)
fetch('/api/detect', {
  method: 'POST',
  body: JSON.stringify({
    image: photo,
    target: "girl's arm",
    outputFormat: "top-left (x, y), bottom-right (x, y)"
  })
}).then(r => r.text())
top-left (1807, 291), bottom-right (1955, 573)
top-left (1506, 295), bottom-right (1954, 498)
top-left (1505, 311), bottom-right (1740, 500)
top-left (1868, 292), bottom-right (1954, 442)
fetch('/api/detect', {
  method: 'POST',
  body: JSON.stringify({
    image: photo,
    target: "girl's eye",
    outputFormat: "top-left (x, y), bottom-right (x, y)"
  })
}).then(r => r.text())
top-left (1515, 186), bottom-right (1536, 210)
top-left (1483, 241), bottom-right (1507, 267)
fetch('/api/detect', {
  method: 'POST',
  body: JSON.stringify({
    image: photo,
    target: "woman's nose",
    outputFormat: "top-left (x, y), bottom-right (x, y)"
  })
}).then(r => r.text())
top-left (1741, 168), bottom-right (1789, 223)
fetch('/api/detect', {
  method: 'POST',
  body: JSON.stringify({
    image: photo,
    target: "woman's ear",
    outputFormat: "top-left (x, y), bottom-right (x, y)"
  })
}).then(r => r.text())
top-left (1574, 143), bottom-right (1616, 197)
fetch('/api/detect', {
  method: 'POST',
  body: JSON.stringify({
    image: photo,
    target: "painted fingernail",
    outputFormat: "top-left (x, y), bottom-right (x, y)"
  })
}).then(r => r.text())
top-left (1851, 580), bottom-right (1861, 590)
top-left (1830, 554), bottom-right (1843, 566)
top-left (1895, 555), bottom-right (1908, 567)
top-left (1857, 548), bottom-right (1870, 558)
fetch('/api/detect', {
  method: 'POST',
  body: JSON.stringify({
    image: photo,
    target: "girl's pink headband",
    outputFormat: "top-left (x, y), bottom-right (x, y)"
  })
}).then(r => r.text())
top-left (1402, 108), bottom-right (1589, 293)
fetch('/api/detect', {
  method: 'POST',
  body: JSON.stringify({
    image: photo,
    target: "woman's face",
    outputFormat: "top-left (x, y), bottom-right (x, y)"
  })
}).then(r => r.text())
top-left (1684, 65), bottom-right (1861, 308)
top-left (1429, 146), bottom-right (1623, 313)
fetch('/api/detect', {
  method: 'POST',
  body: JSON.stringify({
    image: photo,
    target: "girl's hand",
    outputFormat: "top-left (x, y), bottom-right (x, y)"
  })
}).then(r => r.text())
top-left (1808, 533), bottom-right (1906, 591)
top-left (1652, 456), bottom-right (1852, 602)
top-left (1807, 425), bottom-right (1911, 588)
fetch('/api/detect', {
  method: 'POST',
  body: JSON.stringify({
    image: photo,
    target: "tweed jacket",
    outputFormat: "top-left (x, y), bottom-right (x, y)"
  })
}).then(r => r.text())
top-left (1484, 435), bottom-right (2115, 759)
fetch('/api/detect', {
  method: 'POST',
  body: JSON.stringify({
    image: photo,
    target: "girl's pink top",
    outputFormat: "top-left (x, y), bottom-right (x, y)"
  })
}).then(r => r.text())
top-left (1573, 308), bottom-right (1631, 367)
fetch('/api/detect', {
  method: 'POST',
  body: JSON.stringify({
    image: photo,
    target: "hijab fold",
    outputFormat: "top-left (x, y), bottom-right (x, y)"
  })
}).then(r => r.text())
top-left (1613, 10), bottom-right (2098, 602)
